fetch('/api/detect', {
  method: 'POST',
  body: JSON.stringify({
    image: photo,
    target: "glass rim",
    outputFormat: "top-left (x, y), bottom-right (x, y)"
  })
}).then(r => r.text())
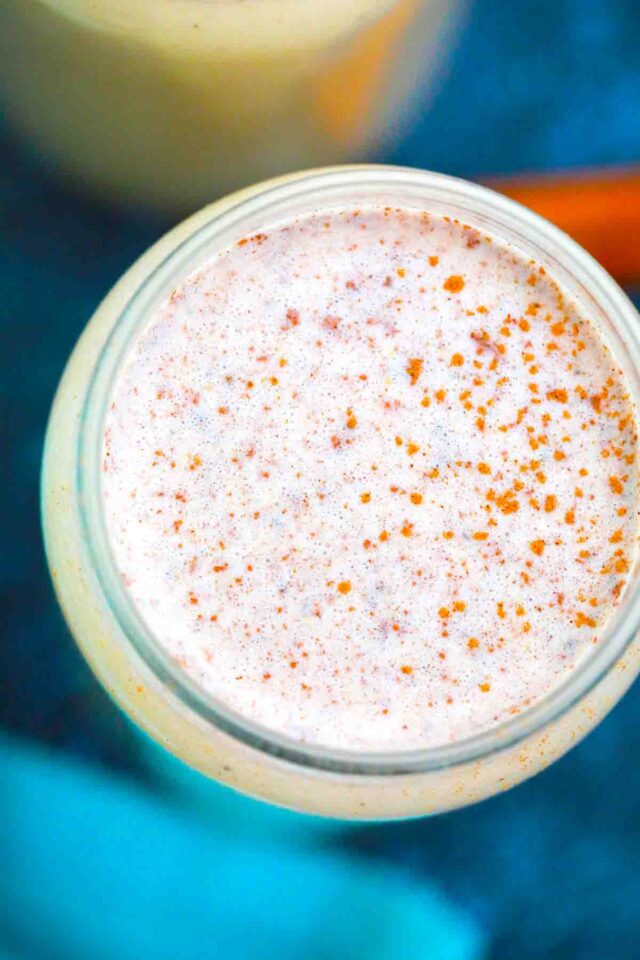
top-left (76, 164), bottom-right (640, 776)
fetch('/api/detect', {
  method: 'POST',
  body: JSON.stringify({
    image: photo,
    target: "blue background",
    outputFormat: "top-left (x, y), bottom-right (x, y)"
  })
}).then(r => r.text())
top-left (2, 1), bottom-right (640, 956)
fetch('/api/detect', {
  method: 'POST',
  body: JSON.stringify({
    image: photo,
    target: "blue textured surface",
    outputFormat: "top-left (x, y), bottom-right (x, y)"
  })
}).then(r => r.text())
top-left (1, 1), bottom-right (639, 957)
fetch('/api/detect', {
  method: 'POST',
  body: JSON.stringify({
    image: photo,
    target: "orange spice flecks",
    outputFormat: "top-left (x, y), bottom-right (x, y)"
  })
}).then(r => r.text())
top-left (575, 611), bottom-right (597, 628)
top-left (406, 357), bottom-right (424, 385)
top-left (547, 388), bottom-right (568, 403)
top-left (495, 490), bottom-right (519, 515)
top-left (444, 275), bottom-right (465, 293)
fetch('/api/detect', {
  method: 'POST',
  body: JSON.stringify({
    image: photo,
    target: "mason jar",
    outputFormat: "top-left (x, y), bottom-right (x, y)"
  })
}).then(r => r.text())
top-left (42, 166), bottom-right (640, 819)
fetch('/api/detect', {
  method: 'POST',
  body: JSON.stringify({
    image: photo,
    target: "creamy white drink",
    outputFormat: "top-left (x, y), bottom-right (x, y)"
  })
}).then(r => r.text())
top-left (42, 169), bottom-right (640, 817)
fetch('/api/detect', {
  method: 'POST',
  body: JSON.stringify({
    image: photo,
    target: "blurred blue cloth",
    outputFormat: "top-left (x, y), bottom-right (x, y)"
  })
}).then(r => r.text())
top-left (1, 734), bottom-right (483, 960)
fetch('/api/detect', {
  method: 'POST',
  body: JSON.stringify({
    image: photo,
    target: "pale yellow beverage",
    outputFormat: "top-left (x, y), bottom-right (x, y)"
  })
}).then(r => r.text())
top-left (0, 0), bottom-right (460, 212)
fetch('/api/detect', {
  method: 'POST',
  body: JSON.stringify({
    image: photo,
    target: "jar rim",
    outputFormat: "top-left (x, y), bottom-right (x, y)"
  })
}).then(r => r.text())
top-left (76, 164), bottom-right (640, 776)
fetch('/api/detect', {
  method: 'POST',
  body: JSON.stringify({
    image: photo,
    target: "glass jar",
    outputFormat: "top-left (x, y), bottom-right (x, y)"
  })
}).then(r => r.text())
top-left (0, 0), bottom-right (462, 213)
top-left (42, 166), bottom-right (640, 819)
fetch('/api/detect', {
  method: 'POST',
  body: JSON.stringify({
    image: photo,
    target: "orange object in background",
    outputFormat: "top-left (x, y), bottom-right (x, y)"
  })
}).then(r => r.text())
top-left (487, 167), bottom-right (640, 288)
top-left (317, 0), bottom-right (419, 146)
top-left (318, 0), bottom-right (465, 150)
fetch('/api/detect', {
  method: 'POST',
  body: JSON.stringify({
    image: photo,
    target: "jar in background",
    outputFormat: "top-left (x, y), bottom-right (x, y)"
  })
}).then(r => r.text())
top-left (0, 0), bottom-right (462, 213)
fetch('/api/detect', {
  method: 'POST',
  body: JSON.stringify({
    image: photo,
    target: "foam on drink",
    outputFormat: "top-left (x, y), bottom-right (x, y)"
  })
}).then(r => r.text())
top-left (102, 207), bottom-right (639, 750)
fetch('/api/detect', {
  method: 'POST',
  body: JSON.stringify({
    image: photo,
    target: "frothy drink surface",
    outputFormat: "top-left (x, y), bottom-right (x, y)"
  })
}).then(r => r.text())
top-left (103, 207), bottom-right (639, 750)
